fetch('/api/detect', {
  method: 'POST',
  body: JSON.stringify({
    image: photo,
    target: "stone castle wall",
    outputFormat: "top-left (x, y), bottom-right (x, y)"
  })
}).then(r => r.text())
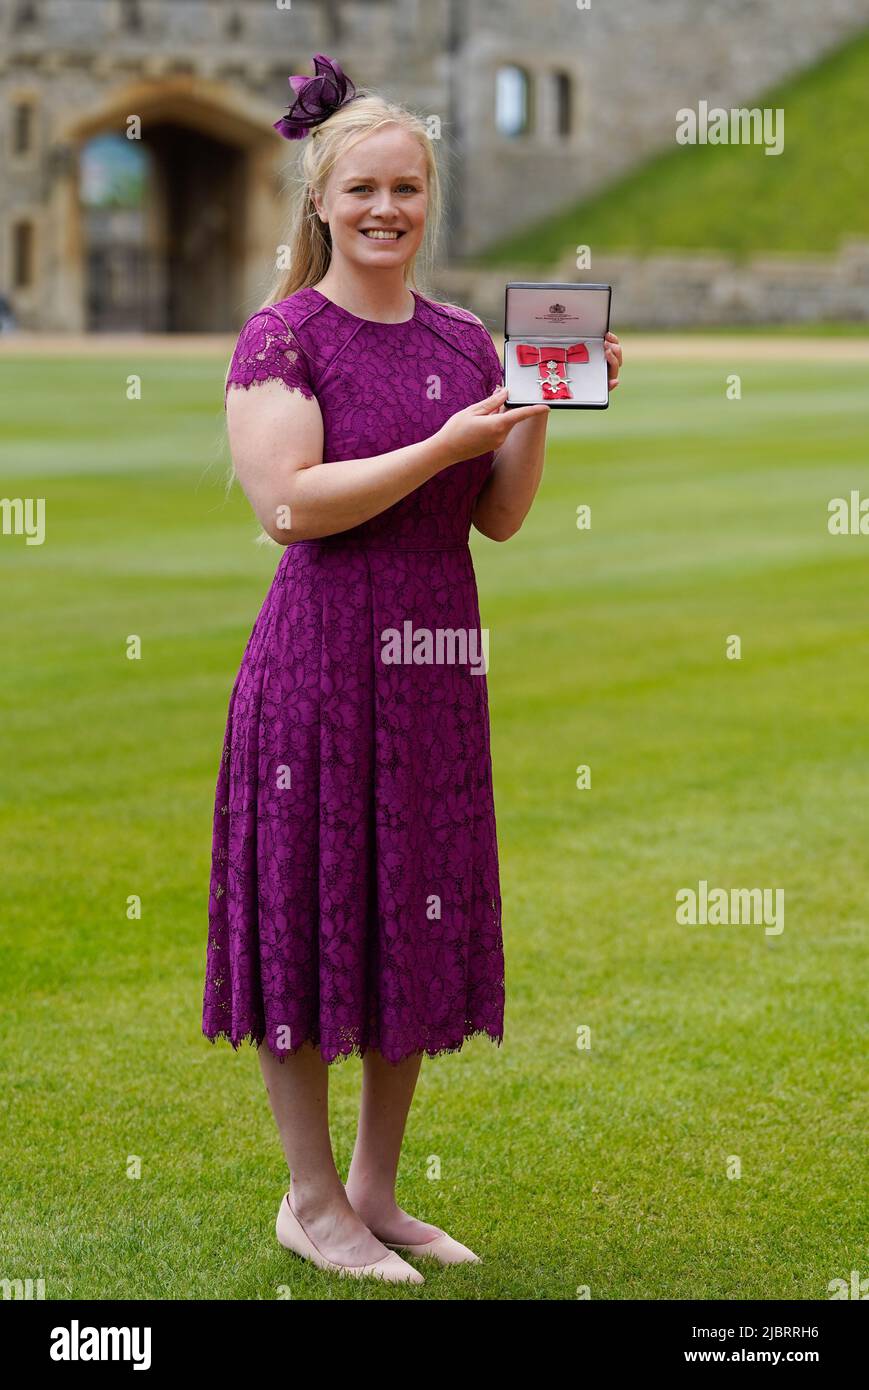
top-left (433, 241), bottom-right (869, 330)
top-left (2, 0), bottom-right (868, 330)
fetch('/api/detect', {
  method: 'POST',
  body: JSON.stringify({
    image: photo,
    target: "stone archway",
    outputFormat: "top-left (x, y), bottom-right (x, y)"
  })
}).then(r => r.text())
top-left (49, 77), bottom-right (285, 332)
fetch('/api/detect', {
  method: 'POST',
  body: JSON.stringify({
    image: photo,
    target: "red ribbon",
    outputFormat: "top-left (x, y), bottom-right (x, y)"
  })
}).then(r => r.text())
top-left (515, 342), bottom-right (589, 400)
top-left (515, 343), bottom-right (589, 367)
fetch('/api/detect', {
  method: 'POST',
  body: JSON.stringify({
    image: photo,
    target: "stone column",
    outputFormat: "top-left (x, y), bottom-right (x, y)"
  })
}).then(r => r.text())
top-left (45, 141), bottom-right (86, 333)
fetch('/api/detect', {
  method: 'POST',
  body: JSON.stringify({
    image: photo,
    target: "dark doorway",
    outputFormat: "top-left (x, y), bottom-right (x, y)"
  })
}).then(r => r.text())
top-left (147, 123), bottom-right (245, 332)
top-left (81, 124), bottom-right (245, 331)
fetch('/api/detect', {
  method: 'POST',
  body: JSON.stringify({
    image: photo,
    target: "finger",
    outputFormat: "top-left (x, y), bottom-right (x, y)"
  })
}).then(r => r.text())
top-left (475, 386), bottom-right (509, 413)
top-left (504, 403), bottom-right (550, 424)
top-left (608, 377), bottom-right (619, 390)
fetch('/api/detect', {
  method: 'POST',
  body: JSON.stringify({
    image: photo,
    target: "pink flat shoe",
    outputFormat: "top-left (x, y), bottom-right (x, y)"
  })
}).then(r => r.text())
top-left (275, 1193), bottom-right (425, 1284)
top-left (384, 1229), bottom-right (482, 1265)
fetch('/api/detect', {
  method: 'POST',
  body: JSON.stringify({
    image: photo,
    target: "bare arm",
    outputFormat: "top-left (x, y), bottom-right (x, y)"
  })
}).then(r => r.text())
top-left (472, 330), bottom-right (624, 542)
top-left (227, 382), bottom-right (544, 543)
top-left (472, 410), bottom-right (549, 542)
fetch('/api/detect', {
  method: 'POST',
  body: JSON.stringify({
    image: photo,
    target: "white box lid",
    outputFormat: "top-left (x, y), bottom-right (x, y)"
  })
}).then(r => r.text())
top-left (505, 282), bottom-right (611, 340)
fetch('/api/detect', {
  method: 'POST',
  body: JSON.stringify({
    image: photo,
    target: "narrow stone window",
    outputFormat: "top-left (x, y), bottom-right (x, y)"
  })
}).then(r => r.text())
top-left (13, 102), bottom-right (34, 155)
top-left (13, 221), bottom-right (35, 288)
top-left (120, 0), bottom-right (143, 33)
top-left (13, 1), bottom-right (39, 31)
top-left (495, 65), bottom-right (533, 138)
top-left (554, 71), bottom-right (572, 137)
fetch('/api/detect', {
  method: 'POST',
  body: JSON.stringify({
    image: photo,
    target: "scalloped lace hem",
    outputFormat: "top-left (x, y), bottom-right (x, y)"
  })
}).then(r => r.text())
top-left (225, 378), bottom-right (315, 400)
top-left (202, 1024), bottom-right (504, 1067)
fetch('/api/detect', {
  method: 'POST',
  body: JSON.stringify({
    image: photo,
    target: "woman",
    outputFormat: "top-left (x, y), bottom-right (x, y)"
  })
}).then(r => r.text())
top-left (202, 55), bottom-right (623, 1285)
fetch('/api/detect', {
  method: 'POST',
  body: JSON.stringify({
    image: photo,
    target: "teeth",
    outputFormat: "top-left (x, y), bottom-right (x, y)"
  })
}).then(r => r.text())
top-left (362, 230), bottom-right (400, 239)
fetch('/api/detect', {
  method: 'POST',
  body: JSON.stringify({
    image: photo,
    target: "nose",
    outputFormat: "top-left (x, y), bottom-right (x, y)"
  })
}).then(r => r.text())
top-left (369, 190), bottom-right (399, 219)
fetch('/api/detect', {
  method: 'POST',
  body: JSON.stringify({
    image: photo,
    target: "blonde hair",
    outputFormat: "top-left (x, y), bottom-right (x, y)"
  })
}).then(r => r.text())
top-left (261, 92), bottom-right (443, 308)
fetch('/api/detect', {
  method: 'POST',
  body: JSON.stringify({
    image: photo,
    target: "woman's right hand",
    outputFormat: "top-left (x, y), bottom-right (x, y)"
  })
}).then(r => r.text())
top-left (435, 387), bottom-right (550, 466)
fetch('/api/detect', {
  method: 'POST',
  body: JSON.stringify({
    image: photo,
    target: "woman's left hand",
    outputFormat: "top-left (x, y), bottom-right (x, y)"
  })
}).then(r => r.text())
top-left (605, 331), bottom-right (623, 391)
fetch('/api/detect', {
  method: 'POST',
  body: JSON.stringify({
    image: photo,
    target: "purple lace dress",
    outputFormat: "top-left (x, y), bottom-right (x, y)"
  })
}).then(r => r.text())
top-left (202, 285), bottom-right (505, 1066)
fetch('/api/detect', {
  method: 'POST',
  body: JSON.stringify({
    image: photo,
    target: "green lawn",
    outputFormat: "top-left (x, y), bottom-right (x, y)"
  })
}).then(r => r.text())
top-left (1, 351), bottom-right (867, 1300)
top-left (480, 27), bottom-right (869, 263)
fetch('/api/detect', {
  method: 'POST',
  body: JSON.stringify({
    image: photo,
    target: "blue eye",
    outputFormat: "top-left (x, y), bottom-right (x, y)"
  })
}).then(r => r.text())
top-left (348, 184), bottom-right (420, 194)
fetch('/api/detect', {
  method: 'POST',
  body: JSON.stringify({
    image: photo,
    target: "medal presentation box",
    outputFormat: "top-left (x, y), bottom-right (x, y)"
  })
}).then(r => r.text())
top-left (503, 282), bottom-right (612, 409)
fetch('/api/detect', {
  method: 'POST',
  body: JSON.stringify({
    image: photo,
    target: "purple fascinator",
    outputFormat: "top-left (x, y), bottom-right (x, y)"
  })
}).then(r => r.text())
top-left (273, 53), bottom-right (357, 140)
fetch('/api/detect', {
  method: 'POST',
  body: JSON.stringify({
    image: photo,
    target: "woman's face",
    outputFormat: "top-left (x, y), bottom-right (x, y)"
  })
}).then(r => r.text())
top-left (313, 124), bottom-right (428, 271)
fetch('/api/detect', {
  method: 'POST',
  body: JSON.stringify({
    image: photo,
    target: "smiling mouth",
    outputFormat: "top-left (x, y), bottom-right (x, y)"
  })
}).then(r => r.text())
top-left (360, 229), bottom-right (405, 240)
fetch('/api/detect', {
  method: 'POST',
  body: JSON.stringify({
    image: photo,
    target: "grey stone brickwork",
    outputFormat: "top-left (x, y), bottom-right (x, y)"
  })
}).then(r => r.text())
top-left (434, 241), bottom-right (869, 330)
top-left (2, 0), bottom-right (868, 330)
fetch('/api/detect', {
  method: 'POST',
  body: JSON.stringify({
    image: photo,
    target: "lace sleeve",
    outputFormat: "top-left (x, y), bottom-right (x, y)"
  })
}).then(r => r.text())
top-left (225, 307), bottom-right (316, 403)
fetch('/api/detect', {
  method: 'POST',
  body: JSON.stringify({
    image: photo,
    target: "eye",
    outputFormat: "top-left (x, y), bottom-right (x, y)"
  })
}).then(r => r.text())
top-left (346, 182), bottom-right (421, 194)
